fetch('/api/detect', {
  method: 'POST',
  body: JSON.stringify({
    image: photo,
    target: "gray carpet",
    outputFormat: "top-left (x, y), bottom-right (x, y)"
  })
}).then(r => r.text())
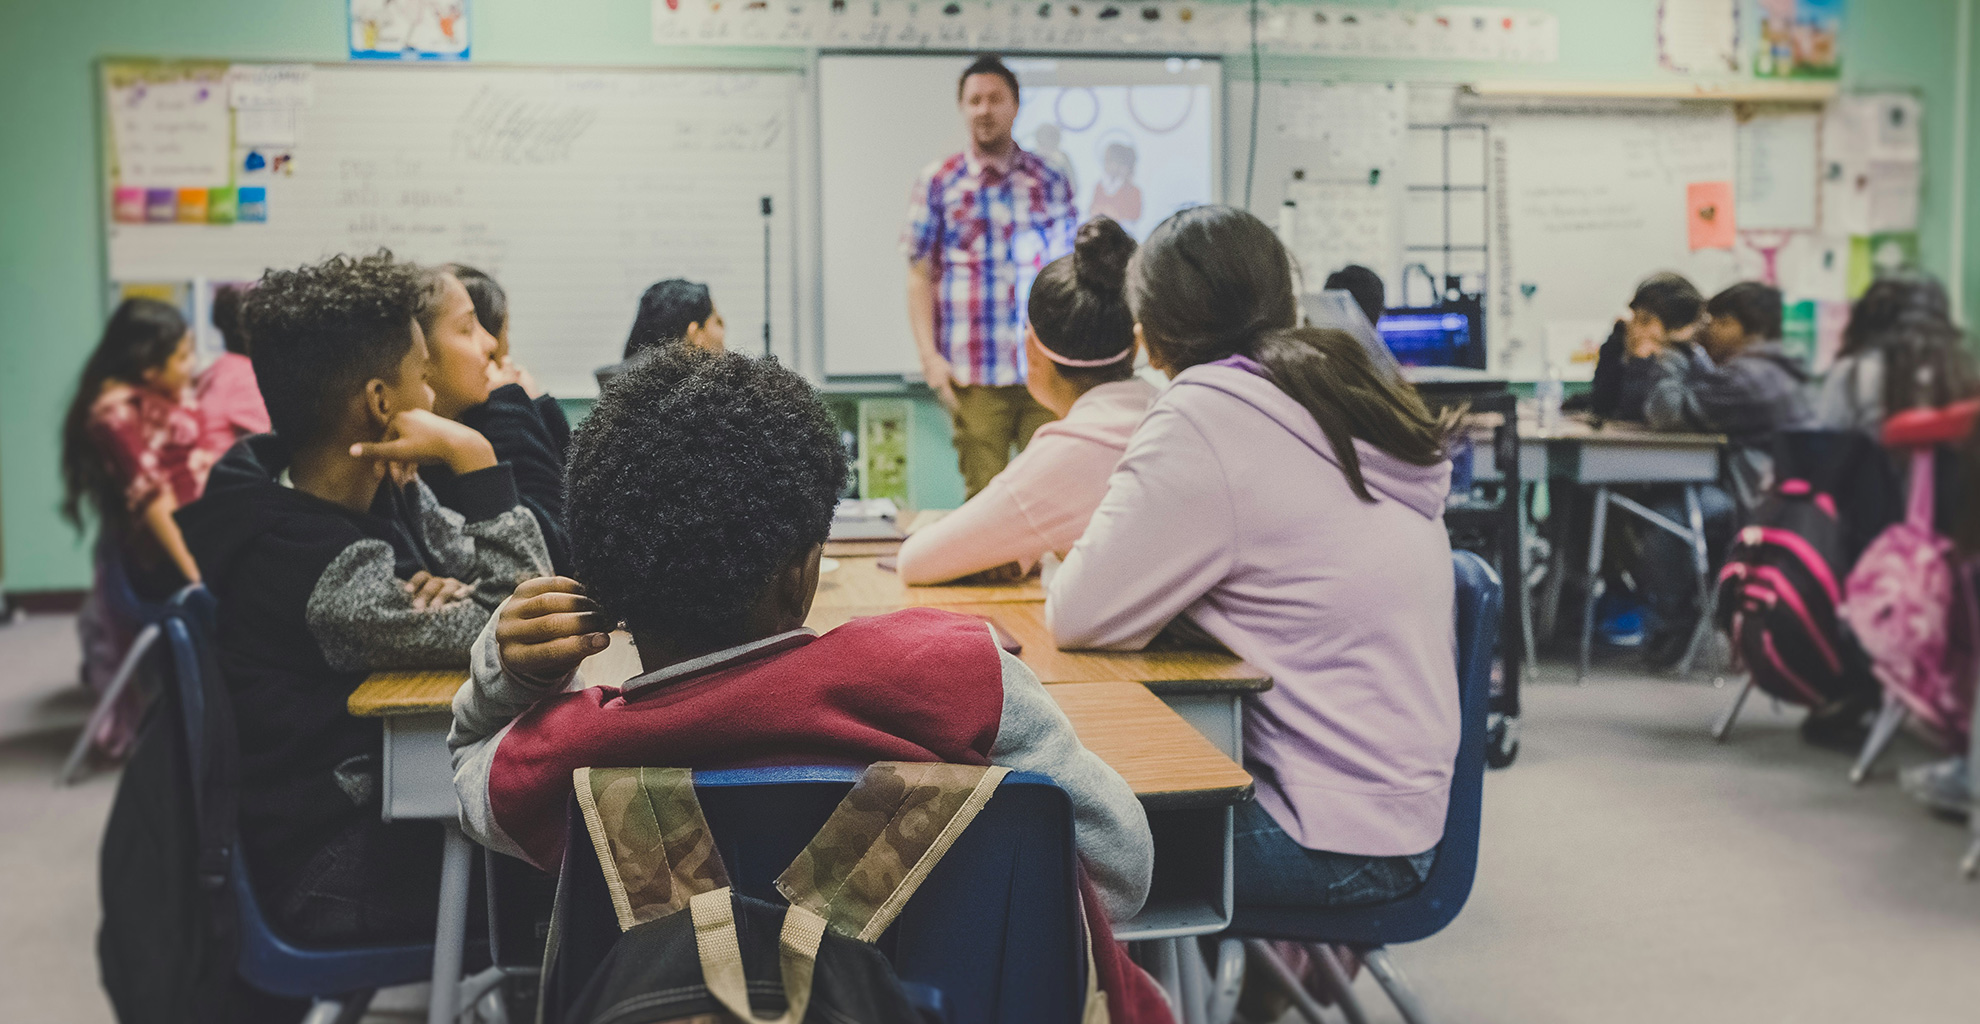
top-left (2, 613), bottom-right (1974, 1023)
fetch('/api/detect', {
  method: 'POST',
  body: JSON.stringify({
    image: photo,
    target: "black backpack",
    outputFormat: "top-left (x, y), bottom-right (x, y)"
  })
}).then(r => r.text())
top-left (1714, 478), bottom-right (1876, 707)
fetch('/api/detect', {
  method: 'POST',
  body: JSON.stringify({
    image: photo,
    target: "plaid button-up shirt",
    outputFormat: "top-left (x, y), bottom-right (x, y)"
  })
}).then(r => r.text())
top-left (903, 147), bottom-right (1077, 387)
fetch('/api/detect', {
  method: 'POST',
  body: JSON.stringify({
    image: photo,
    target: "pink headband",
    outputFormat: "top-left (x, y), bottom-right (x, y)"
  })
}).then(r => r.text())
top-left (1037, 343), bottom-right (1135, 368)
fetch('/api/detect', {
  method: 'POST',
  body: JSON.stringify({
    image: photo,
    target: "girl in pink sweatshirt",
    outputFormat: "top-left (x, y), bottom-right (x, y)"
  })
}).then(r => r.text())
top-left (897, 217), bottom-right (1157, 584)
top-left (1049, 205), bottom-right (1462, 910)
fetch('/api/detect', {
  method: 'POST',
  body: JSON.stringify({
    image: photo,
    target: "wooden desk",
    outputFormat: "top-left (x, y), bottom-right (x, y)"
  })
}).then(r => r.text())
top-left (352, 668), bottom-right (1255, 946)
top-left (811, 555), bottom-right (1044, 609)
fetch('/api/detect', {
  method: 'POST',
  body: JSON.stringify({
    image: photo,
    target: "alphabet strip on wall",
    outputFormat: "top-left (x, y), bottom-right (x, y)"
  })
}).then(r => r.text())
top-left (653, 1), bottom-right (1560, 62)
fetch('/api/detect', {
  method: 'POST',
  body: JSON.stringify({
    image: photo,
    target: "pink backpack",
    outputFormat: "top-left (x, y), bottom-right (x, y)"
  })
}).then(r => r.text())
top-left (1839, 447), bottom-right (1978, 747)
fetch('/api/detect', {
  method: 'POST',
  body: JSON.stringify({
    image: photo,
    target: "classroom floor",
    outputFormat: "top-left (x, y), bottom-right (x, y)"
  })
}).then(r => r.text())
top-left (2, 613), bottom-right (1977, 1023)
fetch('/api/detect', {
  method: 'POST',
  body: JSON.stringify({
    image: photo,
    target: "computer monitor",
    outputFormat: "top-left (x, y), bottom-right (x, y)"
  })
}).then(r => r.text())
top-left (1376, 298), bottom-right (1486, 370)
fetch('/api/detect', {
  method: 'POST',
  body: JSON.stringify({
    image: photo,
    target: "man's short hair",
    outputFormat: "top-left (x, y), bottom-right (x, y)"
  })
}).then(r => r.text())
top-left (957, 55), bottom-right (1019, 104)
top-left (567, 348), bottom-right (849, 645)
top-left (1629, 272), bottom-right (1707, 332)
top-left (623, 278), bottom-right (714, 360)
top-left (1707, 282), bottom-right (1784, 341)
top-left (243, 251), bottom-right (425, 446)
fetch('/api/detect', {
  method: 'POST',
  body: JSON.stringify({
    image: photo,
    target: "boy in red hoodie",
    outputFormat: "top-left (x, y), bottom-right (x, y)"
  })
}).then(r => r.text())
top-left (447, 347), bottom-right (1170, 1020)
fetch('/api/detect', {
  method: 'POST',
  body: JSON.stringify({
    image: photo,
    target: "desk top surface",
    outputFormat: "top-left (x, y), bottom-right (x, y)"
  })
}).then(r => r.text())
top-left (812, 555), bottom-right (1044, 609)
top-left (349, 675), bottom-right (1249, 804)
top-left (805, 600), bottom-right (1270, 693)
top-left (1522, 415), bottom-right (1725, 447)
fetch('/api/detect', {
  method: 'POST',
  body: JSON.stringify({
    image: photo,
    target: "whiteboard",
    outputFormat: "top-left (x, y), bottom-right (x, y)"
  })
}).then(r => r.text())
top-left (1488, 109), bottom-right (1740, 380)
top-left (106, 63), bottom-right (801, 396)
top-left (817, 54), bottom-right (1220, 380)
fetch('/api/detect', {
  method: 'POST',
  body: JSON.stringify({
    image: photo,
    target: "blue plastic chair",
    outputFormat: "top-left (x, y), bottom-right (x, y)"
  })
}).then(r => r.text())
top-left (1220, 549), bottom-right (1501, 1024)
top-left (543, 766), bottom-right (1086, 1024)
top-left (59, 543), bottom-right (174, 783)
top-left (159, 586), bottom-right (437, 1023)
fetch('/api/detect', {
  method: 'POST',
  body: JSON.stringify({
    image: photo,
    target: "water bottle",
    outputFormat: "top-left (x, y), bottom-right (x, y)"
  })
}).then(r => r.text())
top-left (1536, 363), bottom-right (1564, 432)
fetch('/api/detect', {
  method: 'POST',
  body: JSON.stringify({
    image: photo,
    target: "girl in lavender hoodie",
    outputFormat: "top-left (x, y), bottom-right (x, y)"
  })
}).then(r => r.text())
top-left (897, 217), bottom-right (1158, 584)
top-left (1049, 205), bottom-right (1463, 909)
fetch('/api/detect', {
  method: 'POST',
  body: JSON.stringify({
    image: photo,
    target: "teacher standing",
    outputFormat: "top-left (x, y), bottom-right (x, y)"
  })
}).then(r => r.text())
top-left (904, 56), bottom-right (1079, 497)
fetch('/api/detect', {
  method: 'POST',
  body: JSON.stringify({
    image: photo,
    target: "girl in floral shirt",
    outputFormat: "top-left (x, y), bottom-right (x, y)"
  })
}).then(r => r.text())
top-left (60, 298), bottom-right (217, 755)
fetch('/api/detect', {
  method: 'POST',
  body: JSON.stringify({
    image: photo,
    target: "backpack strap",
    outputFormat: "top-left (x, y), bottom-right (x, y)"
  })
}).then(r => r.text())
top-left (690, 887), bottom-right (828, 1024)
top-left (1907, 446), bottom-right (1937, 529)
top-left (776, 762), bottom-right (1011, 942)
top-left (572, 766), bottom-right (731, 930)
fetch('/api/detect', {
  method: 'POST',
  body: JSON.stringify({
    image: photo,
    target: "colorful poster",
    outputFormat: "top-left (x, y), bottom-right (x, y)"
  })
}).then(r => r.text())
top-left (350, 0), bottom-right (470, 61)
top-left (1687, 181), bottom-right (1736, 250)
top-left (1755, 0), bottom-right (1841, 78)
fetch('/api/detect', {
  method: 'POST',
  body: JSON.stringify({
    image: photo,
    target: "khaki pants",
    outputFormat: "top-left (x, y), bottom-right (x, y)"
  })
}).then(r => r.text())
top-left (950, 384), bottom-right (1057, 497)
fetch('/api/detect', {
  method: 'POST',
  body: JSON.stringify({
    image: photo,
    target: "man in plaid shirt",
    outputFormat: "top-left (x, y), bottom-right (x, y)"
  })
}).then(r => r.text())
top-left (904, 55), bottom-right (1078, 496)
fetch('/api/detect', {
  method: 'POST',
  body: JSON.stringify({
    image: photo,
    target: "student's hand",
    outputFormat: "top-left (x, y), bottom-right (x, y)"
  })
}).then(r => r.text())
top-left (351, 408), bottom-right (497, 475)
top-left (1625, 317), bottom-right (1667, 360)
top-left (489, 357), bottom-right (545, 399)
top-left (404, 571), bottom-right (473, 611)
top-left (497, 576), bottom-right (615, 688)
top-left (921, 355), bottom-right (959, 413)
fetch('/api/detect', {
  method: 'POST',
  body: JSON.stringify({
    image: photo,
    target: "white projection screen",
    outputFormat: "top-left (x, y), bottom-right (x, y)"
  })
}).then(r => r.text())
top-left (818, 54), bottom-right (1221, 378)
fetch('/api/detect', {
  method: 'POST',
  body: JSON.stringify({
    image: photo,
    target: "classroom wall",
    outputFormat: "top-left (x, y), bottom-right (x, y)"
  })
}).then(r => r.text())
top-left (1, 0), bottom-right (1971, 592)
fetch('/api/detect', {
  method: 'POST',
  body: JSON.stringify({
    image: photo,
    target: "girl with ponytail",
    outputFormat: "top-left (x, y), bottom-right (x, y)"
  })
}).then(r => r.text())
top-left (1049, 204), bottom-right (1464, 911)
top-left (896, 216), bottom-right (1157, 584)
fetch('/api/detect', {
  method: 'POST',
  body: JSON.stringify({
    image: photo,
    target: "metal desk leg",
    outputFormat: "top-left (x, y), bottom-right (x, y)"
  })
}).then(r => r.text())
top-left (1676, 484), bottom-right (1716, 677)
top-left (1578, 486), bottom-right (1611, 683)
top-left (1518, 482), bottom-right (1539, 684)
top-left (427, 822), bottom-right (474, 1024)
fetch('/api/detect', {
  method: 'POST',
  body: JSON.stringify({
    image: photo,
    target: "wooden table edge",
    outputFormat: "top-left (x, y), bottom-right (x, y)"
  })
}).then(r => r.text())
top-left (1135, 783), bottom-right (1256, 811)
top-left (1130, 675), bottom-right (1272, 695)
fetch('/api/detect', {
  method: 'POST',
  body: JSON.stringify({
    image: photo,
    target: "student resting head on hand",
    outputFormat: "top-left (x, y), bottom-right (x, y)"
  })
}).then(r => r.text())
top-left (895, 216), bottom-right (1157, 585)
top-left (1048, 203), bottom-right (1464, 914)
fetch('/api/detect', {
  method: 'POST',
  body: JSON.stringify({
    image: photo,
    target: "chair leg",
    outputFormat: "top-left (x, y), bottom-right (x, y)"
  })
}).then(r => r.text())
top-left (1579, 487), bottom-right (1611, 683)
top-left (457, 966), bottom-right (509, 1023)
top-left (1242, 940), bottom-right (1333, 1024)
top-left (1204, 939), bottom-right (1245, 1024)
top-left (327, 991), bottom-right (376, 1024)
top-left (1310, 945), bottom-right (1372, 1024)
top-left (1176, 937), bottom-right (1209, 1024)
top-left (1962, 836), bottom-right (1980, 880)
top-left (1676, 484), bottom-right (1714, 678)
top-left (58, 622), bottom-right (160, 785)
top-left (1360, 948), bottom-right (1433, 1024)
top-left (1850, 696), bottom-right (1909, 785)
top-left (1712, 675), bottom-right (1755, 743)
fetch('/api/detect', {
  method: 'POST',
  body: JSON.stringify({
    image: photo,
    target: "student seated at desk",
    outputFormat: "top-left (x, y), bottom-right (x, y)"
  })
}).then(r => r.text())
top-left (1645, 282), bottom-right (1816, 504)
top-left (1578, 272), bottom-right (1706, 422)
top-left (1046, 205), bottom-right (1460, 911)
top-left (593, 277), bottom-right (726, 388)
top-left (1815, 273), bottom-right (1976, 433)
top-left (174, 252), bottom-right (550, 993)
top-left (196, 283), bottom-right (271, 452)
top-left (896, 217), bottom-right (1156, 584)
top-left (419, 265), bottom-right (574, 573)
top-left (446, 347), bottom-right (1168, 1021)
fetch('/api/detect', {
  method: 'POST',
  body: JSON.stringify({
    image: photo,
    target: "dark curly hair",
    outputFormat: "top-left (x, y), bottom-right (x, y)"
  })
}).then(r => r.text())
top-left (566, 347), bottom-right (849, 645)
top-left (244, 251), bottom-right (425, 446)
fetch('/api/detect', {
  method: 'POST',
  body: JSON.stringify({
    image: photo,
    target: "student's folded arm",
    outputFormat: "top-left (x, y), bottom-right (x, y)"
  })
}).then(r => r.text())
top-left (407, 469), bottom-right (552, 601)
top-left (987, 643), bottom-right (1152, 921)
top-left (448, 606), bottom-right (571, 860)
top-left (303, 538), bottom-right (505, 673)
top-left (1046, 407), bottom-right (1235, 650)
top-left (895, 474), bottom-right (1049, 584)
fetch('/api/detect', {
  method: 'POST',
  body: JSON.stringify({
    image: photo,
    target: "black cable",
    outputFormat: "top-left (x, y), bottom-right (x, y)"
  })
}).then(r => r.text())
top-left (1245, 0), bottom-right (1261, 210)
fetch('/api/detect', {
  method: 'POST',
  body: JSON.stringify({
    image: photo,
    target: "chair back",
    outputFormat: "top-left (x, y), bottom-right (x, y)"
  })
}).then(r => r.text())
top-left (1229, 548), bottom-right (1501, 945)
top-left (156, 586), bottom-right (435, 999)
top-left (545, 766), bottom-right (1084, 1024)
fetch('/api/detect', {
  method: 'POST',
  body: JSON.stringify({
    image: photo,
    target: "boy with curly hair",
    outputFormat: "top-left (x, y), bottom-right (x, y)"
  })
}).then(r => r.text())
top-left (175, 251), bottom-right (550, 958)
top-left (448, 347), bottom-right (1166, 1021)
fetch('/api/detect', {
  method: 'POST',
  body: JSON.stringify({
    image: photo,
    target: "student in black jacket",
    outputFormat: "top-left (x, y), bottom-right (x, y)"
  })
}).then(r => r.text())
top-left (417, 266), bottom-right (573, 572)
top-left (1582, 272), bottom-right (1708, 421)
top-left (175, 252), bottom-right (550, 973)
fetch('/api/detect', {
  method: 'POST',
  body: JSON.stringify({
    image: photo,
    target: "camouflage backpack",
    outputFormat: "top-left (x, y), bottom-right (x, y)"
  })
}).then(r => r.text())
top-left (545, 762), bottom-right (1107, 1024)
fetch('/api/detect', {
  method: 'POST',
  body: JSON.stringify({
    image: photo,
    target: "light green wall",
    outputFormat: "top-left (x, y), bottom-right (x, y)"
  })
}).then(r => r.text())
top-left (1, 0), bottom-right (1969, 591)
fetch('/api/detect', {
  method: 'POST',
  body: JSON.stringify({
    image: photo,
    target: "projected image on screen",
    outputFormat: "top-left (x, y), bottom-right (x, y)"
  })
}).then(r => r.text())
top-left (1011, 60), bottom-right (1217, 241)
top-left (817, 55), bottom-right (1221, 378)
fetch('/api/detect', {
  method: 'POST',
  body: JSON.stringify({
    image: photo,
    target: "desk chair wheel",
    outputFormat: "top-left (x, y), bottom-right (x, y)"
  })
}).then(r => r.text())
top-left (1485, 714), bottom-right (1519, 769)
